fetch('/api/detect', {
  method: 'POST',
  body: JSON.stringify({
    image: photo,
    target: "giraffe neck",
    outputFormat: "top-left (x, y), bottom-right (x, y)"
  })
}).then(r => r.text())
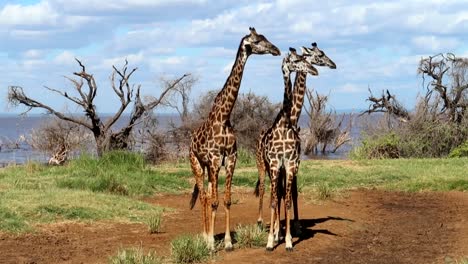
top-left (209, 40), bottom-right (249, 123)
top-left (281, 66), bottom-right (293, 115)
top-left (289, 72), bottom-right (307, 127)
top-left (269, 66), bottom-right (293, 129)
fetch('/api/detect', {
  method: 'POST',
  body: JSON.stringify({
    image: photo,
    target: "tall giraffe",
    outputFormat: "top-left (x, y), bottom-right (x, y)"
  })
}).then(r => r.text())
top-left (289, 42), bottom-right (337, 233)
top-left (260, 48), bottom-right (318, 251)
top-left (255, 42), bottom-right (337, 235)
top-left (189, 27), bottom-right (280, 251)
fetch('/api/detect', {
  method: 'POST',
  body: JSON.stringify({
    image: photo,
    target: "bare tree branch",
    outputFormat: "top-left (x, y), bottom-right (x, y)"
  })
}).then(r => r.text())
top-left (361, 88), bottom-right (410, 123)
top-left (8, 86), bottom-right (93, 129)
top-left (8, 58), bottom-right (190, 156)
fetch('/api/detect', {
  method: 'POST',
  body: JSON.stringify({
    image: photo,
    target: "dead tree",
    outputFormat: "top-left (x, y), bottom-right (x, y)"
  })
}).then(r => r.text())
top-left (303, 89), bottom-right (352, 155)
top-left (361, 88), bottom-right (410, 126)
top-left (418, 53), bottom-right (468, 123)
top-left (8, 58), bottom-right (189, 156)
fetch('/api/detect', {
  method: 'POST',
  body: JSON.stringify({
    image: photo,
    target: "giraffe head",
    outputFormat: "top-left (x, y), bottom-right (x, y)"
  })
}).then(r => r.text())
top-left (301, 42), bottom-right (337, 69)
top-left (243, 27), bottom-right (281, 56)
top-left (283, 47), bottom-right (318, 76)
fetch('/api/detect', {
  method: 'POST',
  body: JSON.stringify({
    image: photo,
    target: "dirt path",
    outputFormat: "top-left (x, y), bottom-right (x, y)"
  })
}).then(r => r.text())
top-left (0, 189), bottom-right (467, 264)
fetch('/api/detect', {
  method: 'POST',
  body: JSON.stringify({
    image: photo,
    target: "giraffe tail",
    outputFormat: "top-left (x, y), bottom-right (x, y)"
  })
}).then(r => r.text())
top-left (189, 184), bottom-right (199, 210)
top-left (254, 179), bottom-right (260, 197)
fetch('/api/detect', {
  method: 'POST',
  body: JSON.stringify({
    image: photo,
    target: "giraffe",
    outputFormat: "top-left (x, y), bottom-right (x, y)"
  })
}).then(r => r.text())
top-left (189, 27), bottom-right (280, 251)
top-left (255, 42), bottom-right (337, 237)
top-left (289, 42), bottom-right (337, 233)
top-left (260, 48), bottom-right (318, 251)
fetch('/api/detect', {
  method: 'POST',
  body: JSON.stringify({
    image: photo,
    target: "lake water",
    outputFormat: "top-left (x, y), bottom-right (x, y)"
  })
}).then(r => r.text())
top-left (0, 113), bottom-right (365, 166)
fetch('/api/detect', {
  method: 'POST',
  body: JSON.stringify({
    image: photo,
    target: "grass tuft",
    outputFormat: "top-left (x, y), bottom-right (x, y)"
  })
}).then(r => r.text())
top-left (147, 211), bottom-right (163, 234)
top-left (171, 234), bottom-right (210, 264)
top-left (109, 246), bottom-right (162, 264)
top-left (315, 182), bottom-right (335, 200)
top-left (234, 224), bottom-right (267, 248)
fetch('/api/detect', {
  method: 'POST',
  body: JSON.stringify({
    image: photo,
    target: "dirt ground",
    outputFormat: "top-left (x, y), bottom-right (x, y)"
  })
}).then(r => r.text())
top-left (0, 189), bottom-right (467, 264)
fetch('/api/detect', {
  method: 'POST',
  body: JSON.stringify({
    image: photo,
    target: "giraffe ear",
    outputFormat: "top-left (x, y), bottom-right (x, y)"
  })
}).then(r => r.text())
top-left (311, 42), bottom-right (317, 47)
top-left (249, 27), bottom-right (257, 35)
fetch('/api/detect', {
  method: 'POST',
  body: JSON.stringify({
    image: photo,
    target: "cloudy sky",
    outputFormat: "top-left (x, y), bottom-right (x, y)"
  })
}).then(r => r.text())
top-left (1, 0), bottom-right (467, 114)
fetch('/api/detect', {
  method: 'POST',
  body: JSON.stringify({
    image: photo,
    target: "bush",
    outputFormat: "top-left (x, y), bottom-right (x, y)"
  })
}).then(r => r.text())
top-left (28, 117), bottom-right (93, 158)
top-left (171, 235), bottom-right (210, 264)
top-left (234, 224), bottom-right (267, 248)
top-left (236, 147), bottom-right (256, 167)
top-left (449, 140), bottom-right (468, 158)
top-left (351, 133), bottom-right (400, 159)
top-left (353, 101), bottom-right (468, 159)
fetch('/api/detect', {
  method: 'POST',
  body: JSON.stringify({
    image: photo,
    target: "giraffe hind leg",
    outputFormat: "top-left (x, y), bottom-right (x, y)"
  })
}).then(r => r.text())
top-left (266, 165), bottom-right (279, 251)
top-left (292, 176), bottom-right (302, 236)
top-left (189, 151), bottom-right (208, 240)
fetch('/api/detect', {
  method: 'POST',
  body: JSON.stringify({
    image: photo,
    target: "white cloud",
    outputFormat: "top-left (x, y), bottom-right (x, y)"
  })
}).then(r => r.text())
top-left (22, 49), bottom-right (43, 59)
top-left (411, 35), bottom-right (460, 53)
top-left (1, 0), bottom-right (467, 113)
top-left (54, 51), bottom-right (77, 65)
top-left (0, 2), bottom-right (58, 26)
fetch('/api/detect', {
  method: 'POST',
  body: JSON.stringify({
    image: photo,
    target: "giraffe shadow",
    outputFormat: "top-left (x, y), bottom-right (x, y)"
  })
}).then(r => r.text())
top-left (276, 216), bottom-right (354, 248)
top-left (213, 216), bottom-right (353, 249)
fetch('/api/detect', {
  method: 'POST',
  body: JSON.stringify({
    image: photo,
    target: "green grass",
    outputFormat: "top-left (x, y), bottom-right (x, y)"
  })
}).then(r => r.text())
top-left (234, 224), bottom-right (267, 248)
top-left (297, 158), bottom-right (468, 192)
top-left (147, 211), bottom-right (163, 234)
top-left (170, 234), bottom-right (210, 264)
top-left (0, 151), bottom-right (178, 232)
top-left (109, 246), bottom-right (163, 264)
top-left (0, 151), bottom-right (466, 233)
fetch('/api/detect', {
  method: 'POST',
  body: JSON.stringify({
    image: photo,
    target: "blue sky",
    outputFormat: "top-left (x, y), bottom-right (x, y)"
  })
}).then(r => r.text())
top-left (1, 0), bottom-right (467, 114)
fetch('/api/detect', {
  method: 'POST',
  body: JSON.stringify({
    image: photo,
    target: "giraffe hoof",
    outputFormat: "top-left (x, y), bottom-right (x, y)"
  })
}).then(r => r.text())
top-left (257, 221), bottom-right (264, 230)
top-left (225, 246), bottom-right (233, 252)
top-left (266, 247), bottom-right (274, 252)
top-left (286, 247), bottom-right (294, 252)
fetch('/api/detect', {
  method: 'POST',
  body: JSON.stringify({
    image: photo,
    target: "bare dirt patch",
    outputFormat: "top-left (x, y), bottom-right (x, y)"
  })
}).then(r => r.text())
top-left (0, 189), bottom-right (466, 264)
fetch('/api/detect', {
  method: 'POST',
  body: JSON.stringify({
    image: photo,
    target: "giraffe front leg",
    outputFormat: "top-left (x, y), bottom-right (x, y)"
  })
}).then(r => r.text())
top-left (223, 151), bottom-right (236, 251)
top-left (255, 149), bottom-right (267, 227)
top-left (266, 165), bottom-right (279, 251)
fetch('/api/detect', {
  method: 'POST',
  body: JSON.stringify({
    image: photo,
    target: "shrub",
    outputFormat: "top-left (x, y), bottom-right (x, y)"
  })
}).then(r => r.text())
top-left (351, 133), bottom-right (400, 159)
top-left (171, 235), bottom-right (210, 264)
top-left (237, 147), bottom-right (256, 167)
top-left (234, 224), bottom-right (267, 248)
top-left (449, 140), bottom-right (468, 158)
